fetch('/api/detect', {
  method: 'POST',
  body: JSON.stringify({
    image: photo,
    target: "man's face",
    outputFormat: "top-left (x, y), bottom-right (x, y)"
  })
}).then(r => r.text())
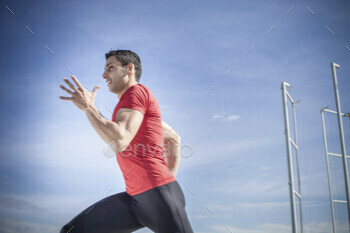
top-left (102, 56), bottom-right (129, 94)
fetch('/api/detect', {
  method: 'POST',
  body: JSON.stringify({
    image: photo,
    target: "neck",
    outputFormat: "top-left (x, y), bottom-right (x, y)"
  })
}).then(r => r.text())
top-left (117, 81), bottom-right (138, 99)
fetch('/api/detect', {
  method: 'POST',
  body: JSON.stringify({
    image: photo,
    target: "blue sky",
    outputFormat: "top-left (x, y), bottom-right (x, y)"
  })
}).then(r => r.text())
top-left (0, 0), bottom-right (349, 232)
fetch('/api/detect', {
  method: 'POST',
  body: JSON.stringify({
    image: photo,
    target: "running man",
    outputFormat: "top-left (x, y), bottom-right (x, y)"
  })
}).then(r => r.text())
top-left (59, 49), bottom-right (193, 233)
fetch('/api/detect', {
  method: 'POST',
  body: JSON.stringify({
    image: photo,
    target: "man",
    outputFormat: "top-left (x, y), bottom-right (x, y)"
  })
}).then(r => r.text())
top-left (59, 49), bottom-right (193, 233)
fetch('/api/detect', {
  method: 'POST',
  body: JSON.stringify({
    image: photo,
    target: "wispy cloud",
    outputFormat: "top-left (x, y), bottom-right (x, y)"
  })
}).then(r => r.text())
top-left (223, 115), bottom-right (241, 121)
top-left (212, 112), bottom-right (226, 120)
top-left (0, 195), bottom-right (45, 214)
top-left (211, 112), bottom-right (241, 121)
top-left (211, 178), bottom-right (288, 199)
top-left (0, 217), bottom-right (58, 233)
top-left (182, 135), bottom-right (280, 169)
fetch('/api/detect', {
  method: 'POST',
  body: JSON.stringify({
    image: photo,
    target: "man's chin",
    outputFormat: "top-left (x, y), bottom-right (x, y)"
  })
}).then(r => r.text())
top-left (109, 87), bottom-right (117, 94)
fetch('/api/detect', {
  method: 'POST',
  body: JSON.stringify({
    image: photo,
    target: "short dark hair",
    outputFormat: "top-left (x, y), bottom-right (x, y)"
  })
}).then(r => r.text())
top-left (105, 49), bottom-right (142, 82)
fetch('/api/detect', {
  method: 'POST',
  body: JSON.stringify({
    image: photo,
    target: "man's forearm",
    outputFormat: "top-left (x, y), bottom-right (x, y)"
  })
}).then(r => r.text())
top-left (165, 137), bottom-right (181, 176)
top-left (85, 105), bottom-right (122, 153)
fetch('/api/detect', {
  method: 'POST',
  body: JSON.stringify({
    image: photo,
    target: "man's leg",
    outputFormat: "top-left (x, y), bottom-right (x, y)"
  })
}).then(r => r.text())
top-left (60, 191), bottom-right (144, 233)
top-left (130, 181), bottom-right (194, 233)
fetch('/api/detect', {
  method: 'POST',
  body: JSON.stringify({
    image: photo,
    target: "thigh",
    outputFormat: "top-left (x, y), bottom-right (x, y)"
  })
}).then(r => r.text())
top-left (130, 181), bottom-right (194, 233)
top-left (60, 192), bottom-right (145, 233)
top-left (167, 181), bottom-right (193, 233)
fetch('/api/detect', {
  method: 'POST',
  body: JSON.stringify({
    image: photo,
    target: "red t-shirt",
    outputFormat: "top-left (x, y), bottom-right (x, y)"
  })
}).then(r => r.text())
top-left (111, 83), bottom-right (176, 196)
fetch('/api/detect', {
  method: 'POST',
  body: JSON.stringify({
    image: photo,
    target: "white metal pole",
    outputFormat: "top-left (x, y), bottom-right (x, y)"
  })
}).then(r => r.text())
top-left (281, 81), bottom-right (297, 233)
top-left (321, 108), bottom-right (337, 233)
top-left (292, 102), bottom-right (303, 233)
top-left (330, 62), bottom-right (350, 230)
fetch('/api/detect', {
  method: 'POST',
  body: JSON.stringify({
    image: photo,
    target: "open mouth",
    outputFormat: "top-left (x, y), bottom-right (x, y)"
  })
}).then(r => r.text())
top-left (107, 80), bottom-right (112, 86)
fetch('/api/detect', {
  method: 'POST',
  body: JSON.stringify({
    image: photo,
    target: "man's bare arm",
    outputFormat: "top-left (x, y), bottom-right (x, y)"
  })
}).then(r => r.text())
top-left (85, 105), bottom-right (143, 153)
top-left (162, 121), bottom-right (181, 177)
top-left (58, 75), bottom-right (143, 153)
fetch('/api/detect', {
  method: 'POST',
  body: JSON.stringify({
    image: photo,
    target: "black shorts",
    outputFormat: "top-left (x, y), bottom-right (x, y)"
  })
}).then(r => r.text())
top-left (60, 180), bottom-right (194, 233)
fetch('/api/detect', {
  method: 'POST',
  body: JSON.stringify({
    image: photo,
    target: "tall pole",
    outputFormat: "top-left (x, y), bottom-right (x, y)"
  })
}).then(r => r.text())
top-left (281, 81), bottom-right (297, 233)
top-left (330, 62), bottom-right (350, 230)
top-left (321, 108), bottom-right (337, 233)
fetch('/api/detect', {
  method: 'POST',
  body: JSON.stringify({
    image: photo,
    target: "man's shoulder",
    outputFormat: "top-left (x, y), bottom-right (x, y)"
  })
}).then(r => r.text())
top-left (132, 83), bottom-right (155, 99)
top-left (134, 83), bottom-right (150, 92)
top-left (122, 84), bottom-right (147, 98)
top-left (120, 83), bottom-right (156, 106)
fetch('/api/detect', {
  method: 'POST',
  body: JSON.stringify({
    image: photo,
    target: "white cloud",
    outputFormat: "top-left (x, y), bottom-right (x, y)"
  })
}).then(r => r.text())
top-left (212, 113), bottom-right (225, 120)
top-left (223, 115), bottom-right (241, 121)
top-left (211, 112), bottom-right (241, 122)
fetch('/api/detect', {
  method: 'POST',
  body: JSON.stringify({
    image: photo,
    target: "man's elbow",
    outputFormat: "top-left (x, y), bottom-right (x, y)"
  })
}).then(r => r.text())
top-left (108, 140), bottom-right (125, 154)
top-left (115, 137), bottom-right (133, 154)
top-left (107, 141), bottom-right (119, 154)
top-left (172, 134), bottom-right (181, 144)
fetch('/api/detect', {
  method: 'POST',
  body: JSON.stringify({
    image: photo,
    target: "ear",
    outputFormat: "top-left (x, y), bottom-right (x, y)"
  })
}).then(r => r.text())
top-left (127, 63), bottom-right (135, 76)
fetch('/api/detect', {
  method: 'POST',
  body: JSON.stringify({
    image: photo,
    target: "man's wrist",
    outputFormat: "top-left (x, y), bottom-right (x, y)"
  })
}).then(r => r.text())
top-left (84, 104), bottom-right (97, 114)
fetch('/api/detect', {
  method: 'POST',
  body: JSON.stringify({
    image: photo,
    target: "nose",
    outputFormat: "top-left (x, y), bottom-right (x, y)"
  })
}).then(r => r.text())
top-left (102, 71), bottom-right (108, 79)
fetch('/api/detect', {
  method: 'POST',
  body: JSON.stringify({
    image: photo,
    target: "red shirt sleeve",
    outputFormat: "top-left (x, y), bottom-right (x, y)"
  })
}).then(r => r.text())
top-left (118, 85), bottom-right (148, 115)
